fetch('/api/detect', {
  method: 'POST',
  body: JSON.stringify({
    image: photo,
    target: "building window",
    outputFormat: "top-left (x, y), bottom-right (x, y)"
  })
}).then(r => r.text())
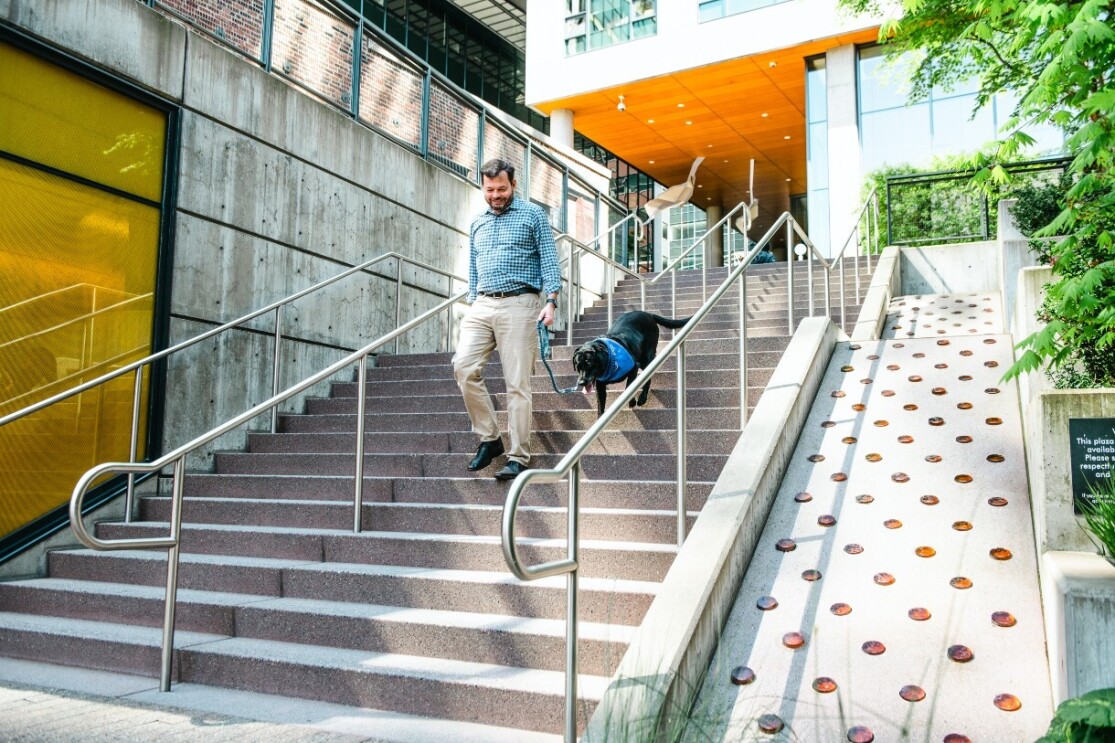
top-left (698, 0), bottom-right (792, 22)
top-left (663, 203), bottom-right (707, 271)
top-left (565, 1), bottom-right (657, 56)
top-left (857, 44), bottom-right (1064, 173)
top-left (0, 38), bottom-right (172, 541)
top-left (805, 54), bottom-right (830, 255)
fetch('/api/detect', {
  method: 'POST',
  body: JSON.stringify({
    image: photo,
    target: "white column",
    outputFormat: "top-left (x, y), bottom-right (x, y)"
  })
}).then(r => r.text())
top-left (826, 44), bottom-right (861, 259)
top-left (705, 205), bottom-right (723, 267)
top-left (550, 108), bottom-right (575, 148)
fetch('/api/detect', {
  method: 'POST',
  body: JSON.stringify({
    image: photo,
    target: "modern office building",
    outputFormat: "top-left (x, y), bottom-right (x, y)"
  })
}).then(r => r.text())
top-left (527, 1), bottom-right (1063, 267)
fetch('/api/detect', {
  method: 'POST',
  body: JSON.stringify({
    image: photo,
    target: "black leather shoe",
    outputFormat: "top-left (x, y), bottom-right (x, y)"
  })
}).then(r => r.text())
top-left (467, 439), bottom-right (505, 471)
top-left (494, 460), bottom-right (528, 481)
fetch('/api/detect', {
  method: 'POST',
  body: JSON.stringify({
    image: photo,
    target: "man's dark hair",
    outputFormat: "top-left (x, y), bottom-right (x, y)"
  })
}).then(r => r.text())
top-left (480, 158), bottom-right (516, 183)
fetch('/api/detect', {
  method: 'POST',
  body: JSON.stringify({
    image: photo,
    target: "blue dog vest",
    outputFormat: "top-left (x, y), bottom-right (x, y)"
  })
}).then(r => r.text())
top-left (597, 337), bottom-right (637, 383)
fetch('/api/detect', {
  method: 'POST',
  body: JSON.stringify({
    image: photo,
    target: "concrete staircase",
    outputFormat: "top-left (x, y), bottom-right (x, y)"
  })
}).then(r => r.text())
top-left (0, 260), bottom-right (871, 739)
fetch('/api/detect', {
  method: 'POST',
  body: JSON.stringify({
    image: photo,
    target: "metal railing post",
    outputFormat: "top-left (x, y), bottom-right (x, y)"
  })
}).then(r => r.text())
top-left (159, 457), bottom-right (186, 692)
top-left (125, 367), bottom-right (143, 523)
top-left (840, 258), bottom-right (847, 331)
top-left (270, 304), bottom-right (284, 434)
top-left (565, 463), bottom-right (580, 743)
top-left (354, 354), bottom-right (368, 533)
top-left (676, 340), bottom-right (687, 547)
top-left (640, 280), bottom-right (646, 312)
top-left (607, 261), bottom-right (613, 331)
top-left (701, 242), bottom-right (707, 302)
top-left (786, 220), bottom-right (795, 334)
top-left (854, 226), bottom-right (862, 303)
top-left (566, 241), bottom-right (575, 346)
top-left (739, 275), bottom-right (747, 430)
top-left (395, 257), bottom-right (404, 354)
top-left (806, 228), bottom-right (815, 318)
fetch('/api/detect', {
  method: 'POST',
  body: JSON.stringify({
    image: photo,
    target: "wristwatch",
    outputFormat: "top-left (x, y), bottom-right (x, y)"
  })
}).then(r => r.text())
top-left (545, 297), bottom-right (558, 307)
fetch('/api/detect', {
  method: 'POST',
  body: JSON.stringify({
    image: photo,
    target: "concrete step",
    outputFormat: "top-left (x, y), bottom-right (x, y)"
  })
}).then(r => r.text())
top-left (0, 579), bottom-right (632, 675)
top-left (371, 335), bottom-right (793, 367)
top-left (182, 475), bottom-right (714, 511)
top-left (329, 368), bottom-right (773, 398)
top-left (211, 451), bottom-right (730, 481)
top-left (361, 351), bottom-right (785, 381)
top-left (47, 550), bottom-right (658, 626)
top-left (279, 407), bottom-right (748, 434)
top-left (247, 429), bottom-right (739, 455)
top-left (303, 387), bottom-right (754, 416)
top-left (94, 522), bottom-right (679, 582)
top-left (141, 498), bottom-right (697, 544)
top-left (0, 612), bottom-right (608, 735)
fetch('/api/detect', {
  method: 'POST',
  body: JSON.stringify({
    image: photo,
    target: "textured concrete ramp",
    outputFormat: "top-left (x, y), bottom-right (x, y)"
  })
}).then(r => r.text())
top-left (682, 295), bottom-right (1052, 742)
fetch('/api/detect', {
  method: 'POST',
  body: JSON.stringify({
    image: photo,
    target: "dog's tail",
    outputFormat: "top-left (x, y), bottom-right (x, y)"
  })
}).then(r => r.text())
top-left (648, 313), bottom-right (691, 329)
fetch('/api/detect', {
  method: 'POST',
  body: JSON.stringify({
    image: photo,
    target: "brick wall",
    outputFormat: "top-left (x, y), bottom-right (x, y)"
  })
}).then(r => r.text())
top-left (482, 121), bottom-right (526, 180)
top-left (531, 157), bottom-right (564, 229)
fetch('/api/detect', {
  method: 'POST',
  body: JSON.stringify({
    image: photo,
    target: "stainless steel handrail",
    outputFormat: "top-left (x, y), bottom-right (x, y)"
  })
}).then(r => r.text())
top-left (4, 252), bottom-right (464, 519)
top-left (68, 287), bottom-right (466, 693)
top-left (782, 189), bottom-right (879, 331)
top-left (502, 209), bottom-right (827, 743)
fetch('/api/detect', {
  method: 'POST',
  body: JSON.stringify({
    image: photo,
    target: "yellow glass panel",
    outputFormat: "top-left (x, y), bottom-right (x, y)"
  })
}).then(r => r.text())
top-left (0, 160), bottom-right (158, 538)
top-left (0, 41), bottom-right (166, 202)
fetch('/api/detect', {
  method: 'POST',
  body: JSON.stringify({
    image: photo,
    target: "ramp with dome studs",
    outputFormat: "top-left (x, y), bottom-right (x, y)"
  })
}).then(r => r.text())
top-left (682, 292), bottom-right (1053, 742)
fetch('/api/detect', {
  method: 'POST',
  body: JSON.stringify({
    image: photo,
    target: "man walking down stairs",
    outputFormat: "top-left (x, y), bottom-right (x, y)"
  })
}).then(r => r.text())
top-left (0, 260), bottom-right (871, 739)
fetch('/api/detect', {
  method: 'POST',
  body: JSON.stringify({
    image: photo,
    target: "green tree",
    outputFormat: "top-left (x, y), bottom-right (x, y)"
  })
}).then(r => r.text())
top-left (839, 0), bottom-right (1115, 386)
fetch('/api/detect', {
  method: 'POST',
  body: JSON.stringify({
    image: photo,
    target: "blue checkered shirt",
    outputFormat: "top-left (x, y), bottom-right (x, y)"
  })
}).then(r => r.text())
top-left (467, 196), bottom-right (562, 303)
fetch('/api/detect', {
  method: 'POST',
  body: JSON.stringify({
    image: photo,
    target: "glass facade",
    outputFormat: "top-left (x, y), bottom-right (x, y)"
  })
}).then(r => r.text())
top-left (0, 40), bottom-right (168, 540)
top-left (698, 0), bottom-right (792, 22)
top-left (805, 55), bottom-right (830, 256)
top-left (663, 203), bottom-right (708, 271)
top-left (338, 0), bottom-right (545, 130)
top-left (565, 1), bottom-right (657, 56)
top-left (857, 44), bottom-right (1064, 174)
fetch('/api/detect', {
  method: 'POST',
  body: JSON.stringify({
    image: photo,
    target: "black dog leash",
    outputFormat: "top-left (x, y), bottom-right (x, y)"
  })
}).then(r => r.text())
top-left (537, 322), bottom-right (579, 394)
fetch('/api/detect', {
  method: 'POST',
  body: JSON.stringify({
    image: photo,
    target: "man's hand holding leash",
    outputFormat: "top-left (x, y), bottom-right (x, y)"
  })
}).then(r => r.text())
top-left (538, 295), bottom-right (558, 327)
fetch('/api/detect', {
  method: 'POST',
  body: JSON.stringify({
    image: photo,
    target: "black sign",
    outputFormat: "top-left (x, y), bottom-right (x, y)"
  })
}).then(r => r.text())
top-left (1069, 418), bottom-right (1115, 513)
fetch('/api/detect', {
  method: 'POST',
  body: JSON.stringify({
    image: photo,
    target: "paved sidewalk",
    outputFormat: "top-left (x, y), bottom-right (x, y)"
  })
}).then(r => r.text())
top-left (0, 679), bottom-right (370, 743)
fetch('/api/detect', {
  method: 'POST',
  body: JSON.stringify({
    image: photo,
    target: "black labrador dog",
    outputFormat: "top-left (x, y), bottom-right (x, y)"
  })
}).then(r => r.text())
top-left (571, 310), bottom-right (690, 416)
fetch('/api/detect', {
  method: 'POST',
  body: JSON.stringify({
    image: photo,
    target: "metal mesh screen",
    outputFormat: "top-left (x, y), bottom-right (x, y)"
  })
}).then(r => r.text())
top-left (358, 34), bottom-right (423, 148)
top-left (156, 0), bottom-right (265, 61)
top-left (272, 0), bottom-right (355, 109)
top-left (428, 82), bottom-right (480, 180)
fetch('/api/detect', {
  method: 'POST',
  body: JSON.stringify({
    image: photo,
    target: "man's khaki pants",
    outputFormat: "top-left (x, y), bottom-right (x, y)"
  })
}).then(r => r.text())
top-left (452, 293), bottom-right (540, 465)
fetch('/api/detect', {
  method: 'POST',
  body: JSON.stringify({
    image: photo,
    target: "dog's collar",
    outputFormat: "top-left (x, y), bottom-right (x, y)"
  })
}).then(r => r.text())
top-left (596, 337), bottom-right (637, 383)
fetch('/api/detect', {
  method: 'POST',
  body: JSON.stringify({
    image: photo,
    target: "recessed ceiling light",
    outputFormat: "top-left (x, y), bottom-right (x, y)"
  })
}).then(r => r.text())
top-left (786, 178), bottom-right (792, 182)
top-left (769, 61), bottom-right (777, 68)
top-left (649, 160), bottom-right (655, 164)
top-left (647, 118), bottom-right (655, 124)
top-left (784, 135), bottom-right (791, 139)
top-left (677, 103), bottom-right (685, 108)
top-left (723, 159), bottom-right (729, 163)
top-left (761, 112), bottom-right (769, 118)
top-left (707, 144), bottom-right (713, 148)
top-left (685, 120), bottom-right (693, 125)
top-left (697, 184), bottom-right (702, 188)
top-left (706, 197), bottom-right (712, 201)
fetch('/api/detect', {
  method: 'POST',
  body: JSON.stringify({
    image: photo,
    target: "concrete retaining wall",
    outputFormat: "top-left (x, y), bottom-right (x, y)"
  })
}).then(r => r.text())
top-left (899, 241), bottom-right (998, 295)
